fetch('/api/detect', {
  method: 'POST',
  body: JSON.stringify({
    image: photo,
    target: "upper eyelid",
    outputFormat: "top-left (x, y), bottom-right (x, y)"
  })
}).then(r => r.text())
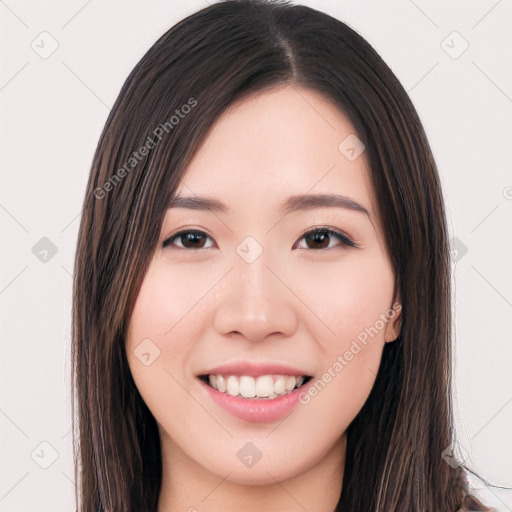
top-left (162, 211), bottom-right (360, 239)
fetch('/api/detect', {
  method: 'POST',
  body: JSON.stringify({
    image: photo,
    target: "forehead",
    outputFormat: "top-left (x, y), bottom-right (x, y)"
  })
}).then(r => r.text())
top-left (176, 85), bottom-right (378, 227)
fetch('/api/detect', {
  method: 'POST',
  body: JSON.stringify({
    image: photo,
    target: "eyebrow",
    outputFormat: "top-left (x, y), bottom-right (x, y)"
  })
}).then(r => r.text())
top-left (168, 193), bottom-right (370, 218)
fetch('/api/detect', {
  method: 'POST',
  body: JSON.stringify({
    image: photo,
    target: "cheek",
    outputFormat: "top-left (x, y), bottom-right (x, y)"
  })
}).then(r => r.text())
top-left (125, 264), bottom-right (195, 403)
top-left (293, 325), bottom-right (385, 451)
top-left (289, 248), bottom-right (395, 342)
top-left (126, 258), bottom-right (217, 356)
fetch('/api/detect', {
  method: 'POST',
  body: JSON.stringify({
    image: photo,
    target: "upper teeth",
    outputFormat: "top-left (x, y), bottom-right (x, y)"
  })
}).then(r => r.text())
top-left (208, 374), bottom-right (305, 399)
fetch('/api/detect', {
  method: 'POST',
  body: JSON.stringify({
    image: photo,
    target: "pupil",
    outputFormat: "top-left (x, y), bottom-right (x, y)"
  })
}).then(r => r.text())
top-left (307, 230), bottom-right (329, 249)
top-left (184, 232), bottom-right (204, 248)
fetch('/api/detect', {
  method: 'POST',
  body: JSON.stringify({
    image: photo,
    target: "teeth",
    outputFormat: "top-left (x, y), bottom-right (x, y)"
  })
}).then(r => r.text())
top-left (256, 375), bottom-right (274, 397)
top-left (205, 374), bottom-right (307, 399)
top-left (226, 375), bottom-right (239, 396)
top-left (216, 374), bottom-right (226, 392)
top-left (285, 375), bottom-right (296, 391)
top-left (274, 376), bottom-right (285, 394)
top-left (239, 376), bottom-right (256, 398)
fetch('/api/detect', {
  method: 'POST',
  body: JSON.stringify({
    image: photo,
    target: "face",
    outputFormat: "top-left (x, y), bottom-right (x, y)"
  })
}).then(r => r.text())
top-left (126, 85), bottom-right (401, 486)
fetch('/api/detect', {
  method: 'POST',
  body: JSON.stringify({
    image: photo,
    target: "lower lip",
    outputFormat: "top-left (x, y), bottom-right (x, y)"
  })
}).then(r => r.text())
top-left (199, 379), bottom-right (304, 423)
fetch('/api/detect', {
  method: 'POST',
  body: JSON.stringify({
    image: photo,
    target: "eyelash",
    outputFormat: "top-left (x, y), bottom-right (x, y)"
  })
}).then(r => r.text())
top-left (162, 227), bottom-right (359, 251)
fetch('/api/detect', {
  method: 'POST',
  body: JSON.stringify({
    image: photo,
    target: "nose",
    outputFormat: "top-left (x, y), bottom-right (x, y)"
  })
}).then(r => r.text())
top-left (213, 253), bottom-right (299, 343)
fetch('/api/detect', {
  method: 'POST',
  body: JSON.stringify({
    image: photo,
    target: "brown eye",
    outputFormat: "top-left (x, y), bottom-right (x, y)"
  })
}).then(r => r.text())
top-left (294, 228), bottom-right (357, 250)
top-left (162, 230), bottom-right (214, 250)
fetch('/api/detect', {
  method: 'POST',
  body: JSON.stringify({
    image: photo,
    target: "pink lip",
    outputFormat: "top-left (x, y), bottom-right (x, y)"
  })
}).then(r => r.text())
top-left (199, 378), bottom-right (305, 423)
top-left (200, 361), bottom-right (310, 377)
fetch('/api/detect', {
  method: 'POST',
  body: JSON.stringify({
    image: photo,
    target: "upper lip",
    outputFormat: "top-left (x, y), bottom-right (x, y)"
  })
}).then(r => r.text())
top-left (198, 361), bottom-right (313, 378)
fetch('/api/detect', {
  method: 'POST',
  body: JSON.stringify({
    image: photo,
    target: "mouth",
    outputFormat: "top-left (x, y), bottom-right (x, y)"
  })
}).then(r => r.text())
top-left (198, 374), bottom-right (313, 400)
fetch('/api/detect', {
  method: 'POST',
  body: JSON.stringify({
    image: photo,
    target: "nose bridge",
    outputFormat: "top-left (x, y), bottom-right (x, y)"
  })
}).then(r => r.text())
top-left (234, 236), bottom-right (280, 311)
top-left (233, 234), bottom-right (280, 298)
top-left (212, 235), bottom-right (298, 341)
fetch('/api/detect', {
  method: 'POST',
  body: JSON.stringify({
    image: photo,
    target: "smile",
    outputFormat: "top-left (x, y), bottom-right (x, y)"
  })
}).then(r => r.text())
top-left (198, 368), bottom-right (313, 423)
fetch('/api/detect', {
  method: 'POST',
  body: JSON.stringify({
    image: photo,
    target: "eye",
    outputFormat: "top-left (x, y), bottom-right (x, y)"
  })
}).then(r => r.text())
top-left (162, 227), bottom-right (358, 251)
top-left (293, 227), bottom-right (358, 250)
top-left (162, 230), bottom-right (215, 250)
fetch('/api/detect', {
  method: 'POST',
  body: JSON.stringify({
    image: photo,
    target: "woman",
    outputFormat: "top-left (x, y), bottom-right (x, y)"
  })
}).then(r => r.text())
top-left (72, 0), bottom-right (495, 510)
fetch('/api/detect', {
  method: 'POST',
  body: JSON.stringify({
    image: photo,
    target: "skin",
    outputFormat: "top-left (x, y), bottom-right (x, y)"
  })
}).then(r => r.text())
top-left (126, 84), bottom-right (402, 512)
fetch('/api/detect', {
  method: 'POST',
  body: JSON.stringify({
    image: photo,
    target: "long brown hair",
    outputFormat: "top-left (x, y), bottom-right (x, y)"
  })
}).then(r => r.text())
top-left (72, 1), bottom-right (493, 510)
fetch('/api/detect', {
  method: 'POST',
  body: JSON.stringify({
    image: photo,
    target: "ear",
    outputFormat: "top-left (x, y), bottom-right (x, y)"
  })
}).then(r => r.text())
top-left (383, 301), bottom-right (402, 343)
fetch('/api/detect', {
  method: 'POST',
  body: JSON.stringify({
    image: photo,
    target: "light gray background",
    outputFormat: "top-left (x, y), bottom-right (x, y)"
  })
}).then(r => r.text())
top-left (1, 0), bottom-right (511, 510)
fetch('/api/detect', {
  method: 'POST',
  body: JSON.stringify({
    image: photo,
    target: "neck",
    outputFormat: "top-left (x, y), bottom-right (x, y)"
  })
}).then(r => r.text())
top-left (157, 432), bottom-right (346, 512)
